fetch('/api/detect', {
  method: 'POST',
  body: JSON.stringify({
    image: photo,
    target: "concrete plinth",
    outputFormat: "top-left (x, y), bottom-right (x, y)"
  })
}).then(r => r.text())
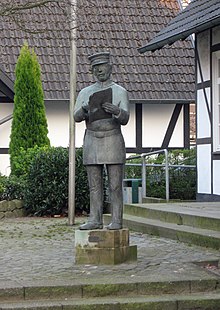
top-left (75, 228), bottom-right (137, 265)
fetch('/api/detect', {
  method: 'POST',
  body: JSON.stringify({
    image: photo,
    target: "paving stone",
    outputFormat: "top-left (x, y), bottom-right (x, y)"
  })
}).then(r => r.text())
top-left (0, 217), bottom-right (220, 288)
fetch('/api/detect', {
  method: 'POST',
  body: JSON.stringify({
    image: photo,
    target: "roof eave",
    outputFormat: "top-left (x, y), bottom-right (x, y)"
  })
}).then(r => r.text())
top-left (138, 32), bottom-right (190, 53)
top-left (138, 16), bottom-right (220, 54)
top-left (0, 66), bottom-right (14, 92)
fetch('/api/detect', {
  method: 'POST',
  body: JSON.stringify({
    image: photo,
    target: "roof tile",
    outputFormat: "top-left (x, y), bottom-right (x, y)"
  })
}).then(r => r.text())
top-left (0, 0), bottom-right (194, 101)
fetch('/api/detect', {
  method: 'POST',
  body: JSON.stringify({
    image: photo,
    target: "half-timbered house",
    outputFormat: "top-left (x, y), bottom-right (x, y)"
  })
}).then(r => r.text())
top-left (0, 0), bottom-right (194, 175)
top-left (139, 0), bottom-right (220, 201)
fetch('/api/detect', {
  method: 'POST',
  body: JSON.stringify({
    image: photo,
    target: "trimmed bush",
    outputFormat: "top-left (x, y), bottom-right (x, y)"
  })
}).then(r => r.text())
top-left (24, 147), bottom-right (89, 216)
top-left (11, 146), bottom-right (47, 178)
top-left (0, 174), bottom-right (7, 200)
top-left (1, 175), bottom-right (26, 201)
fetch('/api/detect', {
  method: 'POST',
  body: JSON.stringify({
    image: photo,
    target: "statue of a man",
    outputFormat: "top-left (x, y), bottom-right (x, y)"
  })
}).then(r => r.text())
top-left (74, 52), bottom-right (129, 230)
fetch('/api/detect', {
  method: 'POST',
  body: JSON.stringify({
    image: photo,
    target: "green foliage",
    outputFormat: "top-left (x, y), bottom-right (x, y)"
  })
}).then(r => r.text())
top-left (74, 148), bottom-right (90, 214)
top-left (9, 42), bottom-right (50, 175)
top-left (11, 145), bottom-right (47, 177)
top-left (1, 175), bottom-right (26, 201)
top-left (24, 147), bottom-right (89, 216)
top-left (125, 148), bottom-right (196, 201)
top-left (0, 174), bottom-right (7, 200)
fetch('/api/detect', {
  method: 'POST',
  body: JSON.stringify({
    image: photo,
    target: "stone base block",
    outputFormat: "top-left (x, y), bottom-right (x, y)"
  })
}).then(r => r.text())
top-left (75, 229), bottom-right (137, 265)
top-left (75, 245), bottom-right (137, 265)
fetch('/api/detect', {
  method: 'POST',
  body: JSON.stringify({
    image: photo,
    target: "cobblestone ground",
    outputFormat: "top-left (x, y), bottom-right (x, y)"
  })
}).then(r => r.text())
top-left (0, 217), bottom-right (220, 283)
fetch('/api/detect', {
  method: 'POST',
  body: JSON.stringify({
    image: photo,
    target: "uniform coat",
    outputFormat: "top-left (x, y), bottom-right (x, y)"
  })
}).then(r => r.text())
top-left (74, 80), bottom-right (130, 165)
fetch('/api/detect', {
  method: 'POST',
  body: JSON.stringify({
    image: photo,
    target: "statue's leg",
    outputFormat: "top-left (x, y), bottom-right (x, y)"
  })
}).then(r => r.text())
top-left (79, 164), bottom-right (103, 230)
top-left (106, 164), bottom-right (124, 230)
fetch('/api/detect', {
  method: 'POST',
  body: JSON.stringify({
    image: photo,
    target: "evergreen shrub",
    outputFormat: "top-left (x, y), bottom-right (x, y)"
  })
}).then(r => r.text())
top-left (9, 42), bottom-right (50, 175)
top-left (11, 146), bottom-right (46, 177)
top-left (0, 174), bottom-right (7, 200)
top-left (1, 175), bottom-right (26, 201)
top-left (24, 147), bottom-right (89, 216)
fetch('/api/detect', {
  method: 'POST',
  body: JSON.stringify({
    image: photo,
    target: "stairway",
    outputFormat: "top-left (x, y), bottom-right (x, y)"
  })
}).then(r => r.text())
top-left (1, 275), bottom-right (220, 309)
top-left (105, 201), bottom-right (220, 250)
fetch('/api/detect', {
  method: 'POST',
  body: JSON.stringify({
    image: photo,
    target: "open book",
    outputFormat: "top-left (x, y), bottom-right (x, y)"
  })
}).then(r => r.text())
top-left (88, 88), bottom-right (112, 122)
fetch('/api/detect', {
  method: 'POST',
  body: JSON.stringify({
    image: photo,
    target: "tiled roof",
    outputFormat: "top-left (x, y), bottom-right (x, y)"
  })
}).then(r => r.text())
top-left (139, 0), bottom-right (220, 53)
top-left (0, 0), bottom-right (195, 102)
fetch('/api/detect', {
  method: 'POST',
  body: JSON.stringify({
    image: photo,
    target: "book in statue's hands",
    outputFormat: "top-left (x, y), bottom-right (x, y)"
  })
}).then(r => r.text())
top-left (88, 88), bottom-right (113, 122)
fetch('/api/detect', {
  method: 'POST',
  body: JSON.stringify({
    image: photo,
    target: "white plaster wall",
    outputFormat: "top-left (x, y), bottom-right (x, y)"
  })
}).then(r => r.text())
top-left (0, 102), bottom-right (13, 147)
top-left (0, 103), bottom-right (13, 176)
top-left (212, 26), bottom-right (220, 45)
top-left (169, 108), bottom-right (183, 147)
top-left (197, 88), bottom-right (211, 138)
top-left (122, 104), bottom-right (135, 148)
top-left (142, 104), bottom-right (172, 147)
top-left (75, 122), bottom-right (86, 148)
top-left (197, 31), bottom-right (210, 83)
top-left (197, 144), bottom-right (211, 194)
top-left (213, 160), bottom-right (220, 195)
top-left (45, 101), bottom-right (69, 147)
top-left (0, 155), bottom-right (10, 176)
top-left (142, 104), bottom-right (183, 148)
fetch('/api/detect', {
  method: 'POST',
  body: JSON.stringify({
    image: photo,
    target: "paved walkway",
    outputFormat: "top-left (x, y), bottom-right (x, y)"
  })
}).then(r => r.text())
top-left (0, 216), bottom-right (220, 287)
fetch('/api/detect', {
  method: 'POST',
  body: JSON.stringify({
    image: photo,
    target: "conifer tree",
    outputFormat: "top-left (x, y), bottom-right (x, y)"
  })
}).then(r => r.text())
top-left (9, 43), bottom-right (50, 174)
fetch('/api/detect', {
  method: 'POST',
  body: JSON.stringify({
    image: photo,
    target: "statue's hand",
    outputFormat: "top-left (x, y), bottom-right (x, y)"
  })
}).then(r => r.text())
top-left (102, 102), bottom-right (120, 116)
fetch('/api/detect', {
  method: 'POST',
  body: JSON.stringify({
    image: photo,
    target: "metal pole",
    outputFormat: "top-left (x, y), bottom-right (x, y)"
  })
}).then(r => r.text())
top-left (0, 114), bottom-right (13, 126)
top-left (68, 0), bottom-right (77, 226)
top-left (141, 156), bottom-right (146, 199)
top-left (164, 149), bottom-right (169, 202)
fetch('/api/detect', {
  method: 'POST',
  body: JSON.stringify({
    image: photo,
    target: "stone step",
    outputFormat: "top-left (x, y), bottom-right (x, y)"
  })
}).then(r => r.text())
top-left (104, 213), bottom-right (220, 249)
top-left (1, 293), bottom-right (220, 309)
top-left (142, 197), bottom-right (181, 203)
top-left (124, 202), bottom-right (220, 231)
top-left (1, 275), bottom-right (219, 303)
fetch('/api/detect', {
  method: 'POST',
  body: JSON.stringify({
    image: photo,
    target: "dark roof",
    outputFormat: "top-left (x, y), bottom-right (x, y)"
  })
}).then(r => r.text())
top-left (139, 0), bottom-right (220, 53)
top-left (0, 0), bottom-right (195, 102)
top-left (0, 65), bottom-right (14, 101)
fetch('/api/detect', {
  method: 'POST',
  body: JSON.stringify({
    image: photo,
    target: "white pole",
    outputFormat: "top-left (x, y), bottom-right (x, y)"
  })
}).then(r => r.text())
top-left (68, 0), bottom-right (77, 225)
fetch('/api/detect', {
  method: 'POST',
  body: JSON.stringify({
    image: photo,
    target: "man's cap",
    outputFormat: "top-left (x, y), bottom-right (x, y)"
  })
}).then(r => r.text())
top-left (88, 52), bottom-right (110, 67)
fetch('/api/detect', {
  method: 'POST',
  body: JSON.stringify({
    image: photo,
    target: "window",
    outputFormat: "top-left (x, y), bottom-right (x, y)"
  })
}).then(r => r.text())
top-left (213, 51), bottom-right (220, 152)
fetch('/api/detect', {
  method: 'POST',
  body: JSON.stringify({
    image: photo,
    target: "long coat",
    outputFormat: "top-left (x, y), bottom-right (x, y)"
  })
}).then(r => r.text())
top-left (74, 80), bottom-right (129, 165)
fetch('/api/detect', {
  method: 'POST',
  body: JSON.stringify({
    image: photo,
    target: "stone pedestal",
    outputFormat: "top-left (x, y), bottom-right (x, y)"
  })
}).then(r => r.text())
top-left (75, 228), bottom-right (137, 265)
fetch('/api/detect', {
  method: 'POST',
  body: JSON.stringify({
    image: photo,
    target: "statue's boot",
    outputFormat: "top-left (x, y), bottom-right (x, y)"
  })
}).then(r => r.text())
top-left (106, 222), bottom-right (122, 230)
top-left (106, 202), bottom-right (122, 230)
top-left (79, 222), bottom-right (103, 230)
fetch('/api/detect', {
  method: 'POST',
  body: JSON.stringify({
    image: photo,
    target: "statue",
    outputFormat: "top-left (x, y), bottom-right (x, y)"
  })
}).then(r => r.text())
top-left (74, 52), bottom-right (130, 230)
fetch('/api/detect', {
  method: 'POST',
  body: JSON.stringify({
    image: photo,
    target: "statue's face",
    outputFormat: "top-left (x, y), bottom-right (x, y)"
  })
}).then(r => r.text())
top-left (92, 63), bottom-right (112, 82)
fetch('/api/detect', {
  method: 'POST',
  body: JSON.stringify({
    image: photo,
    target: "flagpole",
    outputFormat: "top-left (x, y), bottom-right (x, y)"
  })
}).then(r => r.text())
top-left (68, 0), bottom-right (77, 225)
